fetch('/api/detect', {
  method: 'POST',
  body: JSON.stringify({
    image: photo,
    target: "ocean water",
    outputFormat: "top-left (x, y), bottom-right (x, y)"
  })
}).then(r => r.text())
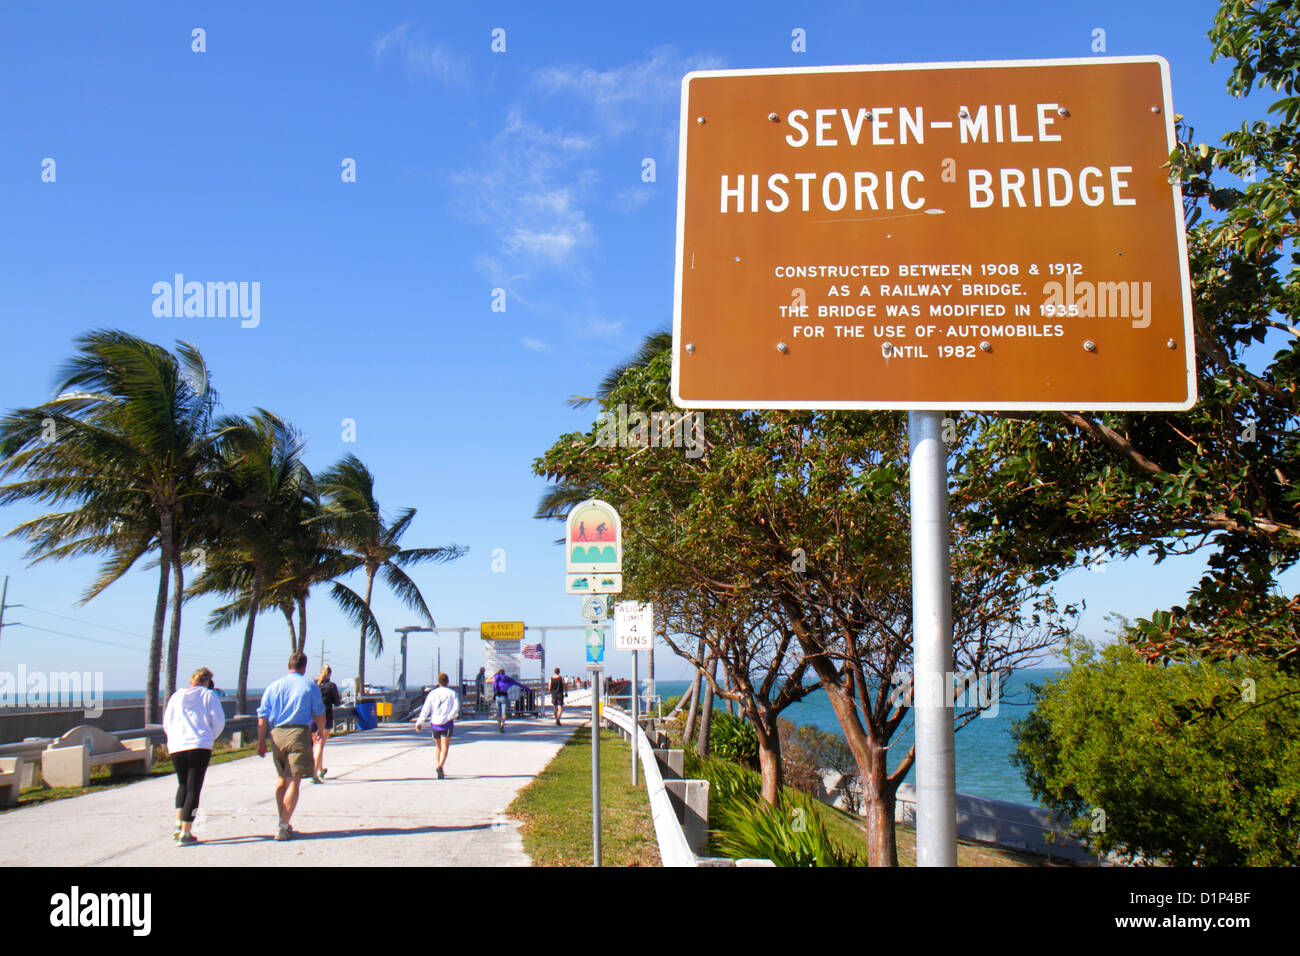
top-left (648, 668), bottom-right (1062, 807)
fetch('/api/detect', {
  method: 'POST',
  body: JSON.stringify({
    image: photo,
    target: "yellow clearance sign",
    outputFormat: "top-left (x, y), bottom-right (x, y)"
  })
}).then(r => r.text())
top-left (480, 621), bottom-right (524, 641)
top-left (671, 57), bottom-right (1196, 411)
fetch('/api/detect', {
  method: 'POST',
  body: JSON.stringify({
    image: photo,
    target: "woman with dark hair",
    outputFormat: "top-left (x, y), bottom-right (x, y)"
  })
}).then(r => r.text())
top-left (314, 665), bottom-right (342, 782)
top-left (163, 667), bottom-right (226, 845)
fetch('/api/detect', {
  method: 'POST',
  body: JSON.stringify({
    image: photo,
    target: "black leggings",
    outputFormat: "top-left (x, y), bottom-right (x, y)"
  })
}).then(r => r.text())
top-left (171, 748), bottom-right (212, 823)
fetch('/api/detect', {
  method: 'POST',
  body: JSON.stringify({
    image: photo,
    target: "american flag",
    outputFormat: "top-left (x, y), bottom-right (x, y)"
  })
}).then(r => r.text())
top-left (522, 644), bottom-right (543, 660)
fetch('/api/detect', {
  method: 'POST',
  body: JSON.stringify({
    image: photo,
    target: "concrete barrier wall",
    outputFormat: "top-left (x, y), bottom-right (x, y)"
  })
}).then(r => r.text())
top-left (893, 782), bottom-right (1097, 863)
top-left (0, 697), bottom-right (262, 744)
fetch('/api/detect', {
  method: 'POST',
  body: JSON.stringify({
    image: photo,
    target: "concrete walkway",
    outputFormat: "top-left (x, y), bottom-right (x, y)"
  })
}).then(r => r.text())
top-left (0, 709), bottom-right (585, 867)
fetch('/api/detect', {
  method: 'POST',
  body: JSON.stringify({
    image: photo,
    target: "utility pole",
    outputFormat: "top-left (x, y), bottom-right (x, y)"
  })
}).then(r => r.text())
top-left (0, 576), bottom-right (23, 650)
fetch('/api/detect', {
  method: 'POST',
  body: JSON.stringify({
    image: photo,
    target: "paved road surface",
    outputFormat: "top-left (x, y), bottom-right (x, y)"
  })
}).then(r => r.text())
top-left (0, 707), bottom-right (587, 867)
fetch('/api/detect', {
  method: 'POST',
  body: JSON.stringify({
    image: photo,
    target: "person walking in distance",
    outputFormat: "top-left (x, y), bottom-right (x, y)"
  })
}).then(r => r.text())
top-left (257, 652), bottom-right (326, 841)
top-left (491, 668), bottom-right (527, 732)
top-left (313, 665), bottom-right (342, 782)
top-left (414, 673), bottom-right (460, 779)
top-left (474, 667), bottom-right (486, 713)
top-left (163, 667), bottom-right (226, 845)
top-left (548, 668), bottom-right (566, 726)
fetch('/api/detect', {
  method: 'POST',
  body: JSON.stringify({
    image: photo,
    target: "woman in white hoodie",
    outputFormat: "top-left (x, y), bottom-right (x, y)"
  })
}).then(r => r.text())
top-left (163, 667), bottom-right (227, 845)
top-left (413, 673), bottom-right (460, 779)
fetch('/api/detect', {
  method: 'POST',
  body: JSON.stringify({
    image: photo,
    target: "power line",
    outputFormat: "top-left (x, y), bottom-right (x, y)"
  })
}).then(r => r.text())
top-left (21, 604), bottom-right (149, 638)
top-left (16, 601), bottom-right (255, 662)
top-left (8, 623), bottom-right (245, 665)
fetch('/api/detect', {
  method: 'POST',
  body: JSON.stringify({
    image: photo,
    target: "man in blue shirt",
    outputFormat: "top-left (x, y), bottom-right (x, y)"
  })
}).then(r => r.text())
top-left (257, 652), bottom-right (325, 841)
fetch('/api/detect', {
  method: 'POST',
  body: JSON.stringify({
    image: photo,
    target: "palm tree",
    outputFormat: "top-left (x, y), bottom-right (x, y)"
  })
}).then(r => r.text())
top-left (187, 410), bottom-right (315, 713)
top-left (0, 331), bottom-right (227, 723)
top-left (316, 454), bottom-right (465, 690)
top-left (195, 476), bottom-right (379, 697)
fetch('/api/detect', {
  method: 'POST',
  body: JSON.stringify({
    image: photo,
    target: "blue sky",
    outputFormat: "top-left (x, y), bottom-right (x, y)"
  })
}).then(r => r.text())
top-left (0, 0), bottom-right (1288, 692)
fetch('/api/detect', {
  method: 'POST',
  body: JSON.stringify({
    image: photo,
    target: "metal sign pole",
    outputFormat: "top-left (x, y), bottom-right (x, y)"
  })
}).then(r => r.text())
top-left (631, 650), bottom-right (639, 785)
top-left (588, 661), bottom-right (603, 867)
top-left (908, 410), bottom-right (957, 866)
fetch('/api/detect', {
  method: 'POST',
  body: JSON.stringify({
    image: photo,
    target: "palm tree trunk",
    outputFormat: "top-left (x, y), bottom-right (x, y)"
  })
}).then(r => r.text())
top-left (237, 564), bottom-right (264, 716)
top-left (358, 568), bottom-right (376, 690)
top-left (282, 605), bottom-right (296, 652)
top-left (296, 594), bottom-right (307, 655)
top-left (146, 510), bottom-right (174, 725)
top-left (165, 556), bottom-right (184, 702)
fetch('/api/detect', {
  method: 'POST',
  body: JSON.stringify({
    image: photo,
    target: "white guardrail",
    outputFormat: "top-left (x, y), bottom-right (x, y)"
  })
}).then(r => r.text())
top-left (600, 704), bottom-right (699, 868)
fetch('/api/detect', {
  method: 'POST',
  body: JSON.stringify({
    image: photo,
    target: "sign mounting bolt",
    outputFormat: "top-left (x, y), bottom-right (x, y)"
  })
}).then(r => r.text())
top-left (1083, 340), bottom-right (1097, 352)
top-left (1151, 105), bottom-right (1161, 113)
top-left (768, 111), bottom-right (780, 122)
top-left (1057, 106), bottom-right (1070, 117)
top-left (1166, 339), bottom-right (1177, 349)
top-left (979, 340), bottom-right (992, 352)
top-left (696, 116), bottom-right (706, 124)
top-left (685, 343), bottom-right (695, 353)
top-left (776, 342), bottom-right (789, 353)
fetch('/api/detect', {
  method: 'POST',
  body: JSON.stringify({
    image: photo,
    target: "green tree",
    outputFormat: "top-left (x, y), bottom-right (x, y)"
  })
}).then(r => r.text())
top-left (535, 333), bottom-right (1072, 865)
top-left (0, 331), bottom-right (229, 723)
top-left (957, 0), bottom-right (1299, 669)
top-left (316, 454), bottom-right (465, 689)
top-left (1013, 636), bottom-right (1300, 865)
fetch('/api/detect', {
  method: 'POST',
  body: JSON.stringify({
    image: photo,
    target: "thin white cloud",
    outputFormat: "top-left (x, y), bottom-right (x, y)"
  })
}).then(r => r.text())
top-left (533, 47), bottom-right (726, 141)
top-left (373, 23), bottom-right (468, 86)
top-left (613, 187), bottom-right (653, 212)
top-left (579, 316), bottom-right (624, 341)
top-left (452, 48), bottom-right (722, 298)
top-left (520, 337), bottom-right (551, 352)
top-left (451, 109), bottom-right (599, 278)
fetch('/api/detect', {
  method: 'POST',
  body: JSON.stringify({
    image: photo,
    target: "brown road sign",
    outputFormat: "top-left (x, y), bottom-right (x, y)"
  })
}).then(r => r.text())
top-left (671, 57), bottom-right (1196, 411)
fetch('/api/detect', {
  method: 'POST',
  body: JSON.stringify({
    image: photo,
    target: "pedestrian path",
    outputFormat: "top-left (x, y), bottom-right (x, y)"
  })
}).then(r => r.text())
top-left (0, 711), bottom-right (583, 867)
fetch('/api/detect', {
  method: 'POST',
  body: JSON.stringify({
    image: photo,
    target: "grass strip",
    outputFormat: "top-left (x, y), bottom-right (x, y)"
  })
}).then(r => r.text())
top-left (509, 726), bottom-right (659, 867)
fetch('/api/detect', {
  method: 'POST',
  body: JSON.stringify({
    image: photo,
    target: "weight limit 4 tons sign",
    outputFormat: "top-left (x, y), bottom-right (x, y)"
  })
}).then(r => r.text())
top-left (671, 57), bottom-right (1196, 411)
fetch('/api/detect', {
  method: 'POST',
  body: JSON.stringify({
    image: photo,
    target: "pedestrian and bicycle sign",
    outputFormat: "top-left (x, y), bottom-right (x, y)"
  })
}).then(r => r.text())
top-left (564, 502), bottom-right (618, 582)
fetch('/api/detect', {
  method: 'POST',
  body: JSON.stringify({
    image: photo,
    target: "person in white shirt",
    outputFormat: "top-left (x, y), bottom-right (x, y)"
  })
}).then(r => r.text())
top-left (413, 672), bottom-right (460, 779)
top-left (162, 667), bottom-right (227, 845)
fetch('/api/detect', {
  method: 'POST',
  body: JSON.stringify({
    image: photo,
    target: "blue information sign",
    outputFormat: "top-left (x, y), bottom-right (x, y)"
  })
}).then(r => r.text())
top-left (585, 627), bottom-right (606, 663)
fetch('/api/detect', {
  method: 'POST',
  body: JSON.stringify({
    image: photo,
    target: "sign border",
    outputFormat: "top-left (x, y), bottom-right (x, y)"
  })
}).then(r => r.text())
top-left (669, 55), bottom-right (1196, 412)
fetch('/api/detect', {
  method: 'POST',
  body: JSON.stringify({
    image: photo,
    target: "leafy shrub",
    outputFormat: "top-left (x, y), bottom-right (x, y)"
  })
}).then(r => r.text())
top-left (1014, 638), bottom-right (1300, 866)
top-left (693, 757), bottom-right (862, 866)
top-left (709, 710), bottom-right (758, 766)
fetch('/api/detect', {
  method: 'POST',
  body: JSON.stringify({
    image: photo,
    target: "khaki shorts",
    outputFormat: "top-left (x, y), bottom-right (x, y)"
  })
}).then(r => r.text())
top-left (270, 725), bottom-right (314, 779)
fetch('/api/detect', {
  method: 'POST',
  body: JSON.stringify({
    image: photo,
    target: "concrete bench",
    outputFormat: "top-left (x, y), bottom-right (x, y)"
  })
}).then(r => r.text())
top-left (0, 758), bottom-right (20, 807)
top-left (41, 725), bottom-right (153, 788)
